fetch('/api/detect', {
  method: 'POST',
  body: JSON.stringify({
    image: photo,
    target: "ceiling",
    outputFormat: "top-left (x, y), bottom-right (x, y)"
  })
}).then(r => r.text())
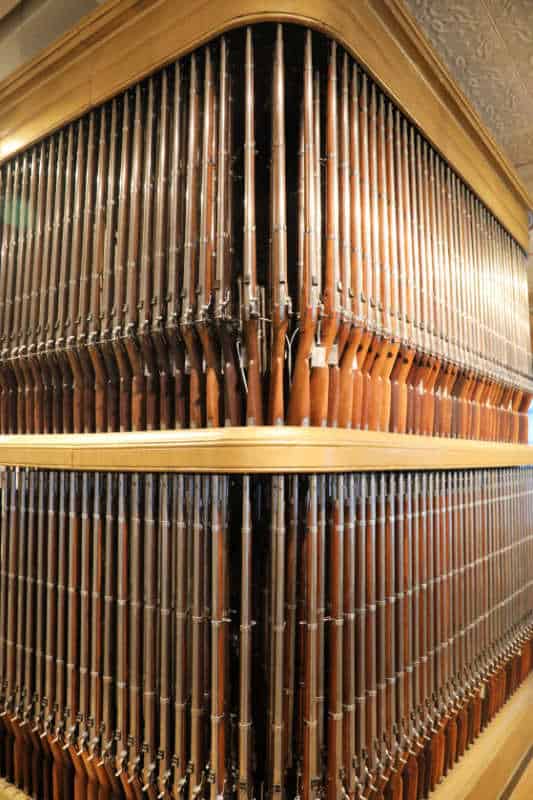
top-left (403, 0), bottom-right (533, 203)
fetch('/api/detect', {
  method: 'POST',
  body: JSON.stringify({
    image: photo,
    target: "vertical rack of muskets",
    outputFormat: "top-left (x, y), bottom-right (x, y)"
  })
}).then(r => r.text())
top-left (0, 20), bottom-right (532, 800)
top-left (1, 466), bottom-right (533, 800)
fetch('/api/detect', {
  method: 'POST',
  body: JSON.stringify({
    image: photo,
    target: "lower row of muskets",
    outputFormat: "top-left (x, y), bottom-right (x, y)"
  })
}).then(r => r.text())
top-left (0, 466), bottom-right (532, 799)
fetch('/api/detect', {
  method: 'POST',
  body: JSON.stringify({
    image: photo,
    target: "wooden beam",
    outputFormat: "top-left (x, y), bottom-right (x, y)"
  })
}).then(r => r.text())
top-left (431, 672), bottom-right (533, 800)
top-left (0, 428), bottom-right (530, 473)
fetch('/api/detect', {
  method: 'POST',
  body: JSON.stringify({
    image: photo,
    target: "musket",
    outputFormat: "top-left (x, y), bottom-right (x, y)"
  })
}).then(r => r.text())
top-left (180, 54), bottom-right (204, 430)
top-left (434, 159), bottom-right (457, 438)
top-left (17, 151), bottom-right (37, 433)
top-left (375, 475), bottom-right (387, 763)
top-left (287, 31), bottom-right (319, 427)
top-left (465, 193), bottom-right (484, 440)
top-left (189, 475), bottom-right (206, 799)
top-left (86, 106), bottom-right (110, 433)
top-left (364, 475), bottom-right (378, 781)
top-left (142, 475), bottom-right (159, 797)
top-left (419, 472), bottom-right (436, 799)
top-left (316, 475), bottom-right (326, 774)
top-left (156, 474), bottom-right (173, 798)
top-left (54, 124), bottom-right (77, 434)
top-left (172, 473), bottom-right (188, 799)
top-left (214, 37), bottom-right (242, 427)
top-left (447, 170), bottom-right (465, 439)
top-left (64, 471), bottom-right (90, 799)
top-left (430, 473), bottom-right (447, 791)
top-left (241, 27), bottom-right (264, 427)
top-left (389, 110), bottom-right (415, 434)
top-left (0, 469), bottom-right (13, 781)
top-left (301, 475), bottom-right (319, 800)
top-left (29, 470), bottom-right (49, 797)
top-left (0, 161), bottom-right (20, 433)
top-left (284, 476), bottom-right (299, 776)
top-left (47, 471), bottom-right (74, 799)
top-left (112, 92), bottom-right (133, 433)
top-left (325, 475), bottom-right (344, 799)
top-left (451, 176), bottom-right (474, 439)
top-left (114, 473), bottom-right (134, 798)
top-left (392, 473), bottom-right (405, 749)
top-left (77, 472), bottom-right (96, 796)
top-left (353, 476), bottom-right (367, 790)
top-left (4, 466), bottom-right (20, 780)
top-left (373, 93), bottom-right (400, 433)
top-left (0, 166), bottom-right (11, 432)
top-left (343, 474), bottom-right (357, 798)
top-left (45, 129), bottom-right (68, 434)
top-left (238, 475), bottom-right (254, 799)
top-left (11, 468), bottom-right (29, 790)
top-left (387, 473), bottom-right (416, 800)
top-left (409, 473), bottom-right (430, 794)
top-left (151, 69), bottom-right (173, 430)
top-left (267, 24), bottom-right (289, 428)
top-left (98, 473), bottom-right (123, 799)
top-left (69, 115), bottom-right (96, 435)
top-left (421, 147), bottom-right (442, 436)
top-left (309, 41), bottom-right (341, 428)
top-left (195, 47), bottom-right (221, 430)
top-left (357, 74), bottom-right (379, 433)
top-left (401, 474), bottom-right (420, 800)
top-left (166, 62), bottom-right (188, 429)
top-left (138, 78), bottom-right (160, 432)
top-left (442, 473), bottom-right (459, 769)
top-left (349, 66), bottom-right (372, 431)
top-left (23, 145), bottom-right (44, 434)
top-left (209, 475), bottom-right (229, 799)
top-left (337, 55), bottom-right (359, 430)
top-left (384, 474), bottom-right (397, 748)
top-left (82, 472), bottom-right (107, 800)
top-left (126, 473), bottom-right (144, 797)
top-left (365, 85), bottom-right (391, 434)
top-left (123, 83), bottom-right (148, 433)
top-left (96, 100), bottom-right (121, 434)
top-left (408, 133), bottom-right (432, 437)
top-left (405, 129), bottom-right (423, 437)
top-left (268, 474), bottom-right (286, 798)
top-left (10, 154), bottom-right (29, 434)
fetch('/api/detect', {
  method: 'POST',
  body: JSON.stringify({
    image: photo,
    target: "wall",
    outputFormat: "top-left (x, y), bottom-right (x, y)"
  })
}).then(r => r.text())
top-left (0, 0), bottom-right (101, 82)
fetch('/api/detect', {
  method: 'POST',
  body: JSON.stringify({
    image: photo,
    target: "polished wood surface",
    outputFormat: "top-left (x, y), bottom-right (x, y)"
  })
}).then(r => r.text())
top-left (0, 0), bottom-right (529, 249)
top-left (431, 671), bottom-right (533, 800)
top-left (0, 427), bottom-right (530, 472)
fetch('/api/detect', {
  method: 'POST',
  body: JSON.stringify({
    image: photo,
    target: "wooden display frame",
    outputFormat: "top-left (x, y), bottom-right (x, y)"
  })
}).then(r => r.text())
top-left (0, 0), bottom-right (530, 248)
top-left (0, 428), bottom-right (530, 473)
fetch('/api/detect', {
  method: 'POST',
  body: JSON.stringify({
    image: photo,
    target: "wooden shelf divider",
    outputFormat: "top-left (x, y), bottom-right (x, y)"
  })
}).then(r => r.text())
top-left (0, 428), bottom-right (531, 473)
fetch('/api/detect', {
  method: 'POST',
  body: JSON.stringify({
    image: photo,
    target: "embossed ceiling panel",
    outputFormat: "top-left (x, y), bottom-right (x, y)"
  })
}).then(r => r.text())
top-left (403, 0), bottom-right (533, 199)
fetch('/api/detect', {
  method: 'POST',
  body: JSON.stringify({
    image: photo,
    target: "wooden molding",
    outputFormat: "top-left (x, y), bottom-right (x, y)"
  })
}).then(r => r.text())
top-left (431, 672), bottom-right (533, 800)
top-left (0, 428), bottom-right (530, 473)
top-left (0, 0), bottom-right (529, 249)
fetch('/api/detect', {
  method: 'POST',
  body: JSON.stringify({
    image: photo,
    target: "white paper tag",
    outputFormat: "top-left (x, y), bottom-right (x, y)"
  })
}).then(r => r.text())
top-left (311, 345), bottom-right (326, 368)
top-left (328, 343), bottom-right (339, 366)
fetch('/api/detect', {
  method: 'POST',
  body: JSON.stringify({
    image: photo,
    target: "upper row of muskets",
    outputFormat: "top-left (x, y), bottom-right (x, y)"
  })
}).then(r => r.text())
top-left (0, 24), bottom-right (530, 435)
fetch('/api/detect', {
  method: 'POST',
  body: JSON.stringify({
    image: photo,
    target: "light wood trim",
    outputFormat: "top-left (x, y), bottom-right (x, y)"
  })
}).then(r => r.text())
top-left (0, 0), bottom-right (529, 248)
top-left (431, 671), bottom-right (533, 800)
top-left (0, 428), bottom-right (531, 472)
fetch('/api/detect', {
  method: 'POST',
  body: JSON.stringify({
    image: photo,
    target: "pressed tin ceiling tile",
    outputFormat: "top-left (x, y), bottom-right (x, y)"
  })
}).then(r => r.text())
top-left (403, 0), bottom-right (533, 200)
